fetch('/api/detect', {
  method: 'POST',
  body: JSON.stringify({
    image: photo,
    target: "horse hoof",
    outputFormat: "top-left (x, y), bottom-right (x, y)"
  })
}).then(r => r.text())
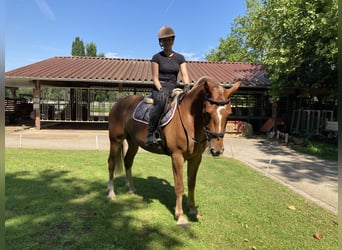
top-left (128, 190), bottom-right (137, 195)
top-left (189, 209), bottom-right (201, 219)
top-left (107, 192), bottom-right (116, 200)
top-left (176, 216), bottom-right (189, 227)
top-left (189, 208), bottom-right (198, 215)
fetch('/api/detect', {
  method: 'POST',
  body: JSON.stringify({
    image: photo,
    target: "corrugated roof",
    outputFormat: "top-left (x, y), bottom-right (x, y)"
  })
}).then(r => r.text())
top-left (5, 56), bottom-right (269, 87)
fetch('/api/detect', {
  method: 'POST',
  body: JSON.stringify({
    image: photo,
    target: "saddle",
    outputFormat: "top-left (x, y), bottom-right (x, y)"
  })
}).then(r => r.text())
top-left (133, 88), bottom-right (183, 127)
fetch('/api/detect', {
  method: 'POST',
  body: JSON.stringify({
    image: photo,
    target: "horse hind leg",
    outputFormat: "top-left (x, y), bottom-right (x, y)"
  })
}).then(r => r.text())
top-left (107, 140), bottom-right (124, 200)
top-left (124, 139), bottom-right (139, 194)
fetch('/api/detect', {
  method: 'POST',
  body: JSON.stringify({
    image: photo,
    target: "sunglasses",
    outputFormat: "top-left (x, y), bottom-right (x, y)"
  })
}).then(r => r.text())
top-left (160, 37), bottom-right (174, 43)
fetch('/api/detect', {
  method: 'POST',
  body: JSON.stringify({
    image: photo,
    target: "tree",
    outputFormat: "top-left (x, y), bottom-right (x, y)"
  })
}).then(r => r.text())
top-left (206, 1), bottom-right (263, 64)
top-left (206, 35), bottom-right (258, 63)
top-left (206, 0), bottom-right (338, 100)
top-left (71, 37), bottom-right (105, 57)
top-left (71, 36), bottom-right (85, 56)
top-left (85, 42), bottom-right (97, 57)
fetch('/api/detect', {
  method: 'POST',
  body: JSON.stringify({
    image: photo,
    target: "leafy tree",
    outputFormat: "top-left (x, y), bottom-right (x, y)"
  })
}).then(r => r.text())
top-left (85, 42), bottom-right (97, 57)
top-left (71, 36), bottom-right (85, 56)
top-left (206, 35), bottom-right (258, 63)
top-left (206, 1), bottom-right (263, 64)
top-left (71, 37), bottom-right (105, 57)
top-left (206, 0), bottom-right (338, 100)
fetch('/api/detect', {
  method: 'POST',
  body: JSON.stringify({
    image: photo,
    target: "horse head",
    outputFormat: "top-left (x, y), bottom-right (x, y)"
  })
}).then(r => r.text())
top-left (200, 77), bottom-right (240, 156)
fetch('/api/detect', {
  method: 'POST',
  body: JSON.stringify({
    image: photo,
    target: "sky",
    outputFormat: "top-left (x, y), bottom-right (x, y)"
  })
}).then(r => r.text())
top-left (5, 0), bottom-right (247, 71)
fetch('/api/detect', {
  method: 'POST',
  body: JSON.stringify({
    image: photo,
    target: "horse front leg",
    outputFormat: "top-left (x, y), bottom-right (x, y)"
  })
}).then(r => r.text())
top-left (171, 153), bottom-right (188, 226)
top-left (187, 155), bottom-right (202, 218)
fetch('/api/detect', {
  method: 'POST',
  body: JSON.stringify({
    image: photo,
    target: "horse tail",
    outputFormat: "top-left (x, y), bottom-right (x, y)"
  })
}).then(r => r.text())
top-left (114, 141), bottom-right (124, 175)
top-left (108, 139), bottom-right (124, 175)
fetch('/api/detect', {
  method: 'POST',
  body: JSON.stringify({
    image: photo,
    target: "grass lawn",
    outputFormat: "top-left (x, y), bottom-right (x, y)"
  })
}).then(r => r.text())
top-left (292, 139), bottom-right (338, 161)
top-left (5, 149), bottom-right (337, 250)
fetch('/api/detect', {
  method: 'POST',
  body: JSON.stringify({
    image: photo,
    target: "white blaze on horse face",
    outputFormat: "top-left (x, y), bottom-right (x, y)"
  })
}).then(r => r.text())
top-left (216, 106), bottom-right (226, 131)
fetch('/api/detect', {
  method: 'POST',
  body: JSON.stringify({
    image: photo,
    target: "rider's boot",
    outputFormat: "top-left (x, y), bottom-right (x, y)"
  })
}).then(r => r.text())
top-left (146, 112), bottom-right (161, 146)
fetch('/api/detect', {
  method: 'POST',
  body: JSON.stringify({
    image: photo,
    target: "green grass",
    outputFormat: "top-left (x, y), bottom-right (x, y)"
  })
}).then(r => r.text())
top-left (5, 149), bottom-right (337, 250)
top-left (293, 139), bottom-right (338, 161)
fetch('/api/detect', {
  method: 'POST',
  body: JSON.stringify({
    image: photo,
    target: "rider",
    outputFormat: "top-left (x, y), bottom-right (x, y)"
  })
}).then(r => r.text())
top-left (146, 25), bottom-right (190, 146)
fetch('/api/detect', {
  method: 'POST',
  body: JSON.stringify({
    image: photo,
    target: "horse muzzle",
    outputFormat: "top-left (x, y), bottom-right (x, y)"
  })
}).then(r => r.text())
top-left (208, 138), bottom-right (224, 156)
top-left (206, 128), bottom-right (225, 157)
top-left (210, 147), bottom-right (224, 157)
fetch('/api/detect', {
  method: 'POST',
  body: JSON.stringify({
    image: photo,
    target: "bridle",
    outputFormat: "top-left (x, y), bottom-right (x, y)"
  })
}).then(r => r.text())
top-left (203, 96), bottom-right (231, 140)
top-left (177, 93), bottom-right (231, 144)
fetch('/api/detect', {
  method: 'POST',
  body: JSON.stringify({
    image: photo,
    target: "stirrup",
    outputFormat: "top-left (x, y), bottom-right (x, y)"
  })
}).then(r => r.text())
top-left (146, 133), bottom-right (162, 146)
top-left (146, 134), bottom-right (154, 146)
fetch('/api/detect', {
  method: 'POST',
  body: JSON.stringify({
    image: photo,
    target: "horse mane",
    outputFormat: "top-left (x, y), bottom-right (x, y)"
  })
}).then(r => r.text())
top-left (192, 76), bottom-right (218, 88)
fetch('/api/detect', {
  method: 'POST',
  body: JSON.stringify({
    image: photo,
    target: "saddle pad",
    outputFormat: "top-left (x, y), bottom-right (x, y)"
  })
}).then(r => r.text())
top-left (133, 100), bottom-right (177, 127)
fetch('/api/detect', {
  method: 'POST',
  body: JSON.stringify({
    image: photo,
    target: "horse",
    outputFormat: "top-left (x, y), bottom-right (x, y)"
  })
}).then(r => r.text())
top-left (107, 76), bottom-right (240, 226)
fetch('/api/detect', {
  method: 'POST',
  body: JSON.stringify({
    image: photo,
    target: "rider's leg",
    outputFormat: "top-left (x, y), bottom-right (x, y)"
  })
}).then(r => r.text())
top-left (146, 89), bottom-right (167, 145)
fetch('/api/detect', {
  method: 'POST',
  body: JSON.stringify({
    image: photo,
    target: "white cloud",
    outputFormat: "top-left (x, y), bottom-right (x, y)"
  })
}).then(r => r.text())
top-left (182, 52), bottom-right (205, 61)
top-left (105, 52), bottom-right (120, 58)
top-left (105, 52), bottom-right (136, 59)
top-left (35, 0), bottom-right (56, 20)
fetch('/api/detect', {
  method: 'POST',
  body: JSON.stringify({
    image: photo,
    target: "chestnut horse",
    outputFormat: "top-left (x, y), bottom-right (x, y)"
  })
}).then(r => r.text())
top-left (107, 76), bottom-right (240, 225)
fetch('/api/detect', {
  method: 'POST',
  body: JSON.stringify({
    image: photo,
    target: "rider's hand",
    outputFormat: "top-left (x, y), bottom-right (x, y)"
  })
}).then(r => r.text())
top-left (183, 84), bottom-right (190, 93)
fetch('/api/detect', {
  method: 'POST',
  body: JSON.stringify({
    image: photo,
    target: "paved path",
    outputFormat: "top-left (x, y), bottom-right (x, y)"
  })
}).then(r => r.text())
top-left (223, 137), bottom-right (338, 215)
top-left (5, 126), bottom-right (338, 215)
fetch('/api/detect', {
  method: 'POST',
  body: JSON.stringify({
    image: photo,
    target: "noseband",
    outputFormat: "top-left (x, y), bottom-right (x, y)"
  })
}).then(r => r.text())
top-left (204, 96), bottom-right (231, 139)
top-left (205, 97), bottom-right (231, 106)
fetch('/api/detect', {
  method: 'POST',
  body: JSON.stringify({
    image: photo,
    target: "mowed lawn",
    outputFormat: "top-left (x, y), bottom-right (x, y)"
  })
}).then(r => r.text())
top-left (5, 148), bottom-right (338, 250)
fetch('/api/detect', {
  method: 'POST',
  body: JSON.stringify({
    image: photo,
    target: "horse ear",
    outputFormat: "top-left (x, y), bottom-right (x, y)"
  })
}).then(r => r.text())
top-left (227, 81), bottom-right (241, 96)
top-left (204, 80), bottom-right (210, 93)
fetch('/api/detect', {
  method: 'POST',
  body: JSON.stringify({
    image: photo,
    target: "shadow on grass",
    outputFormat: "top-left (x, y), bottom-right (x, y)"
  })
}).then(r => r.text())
top-left (121, 176), bottom-right (198, 223)
top-left (128, 176), bottom-right (175, 213)
top-left (6, 169), bottom-right (187, 249)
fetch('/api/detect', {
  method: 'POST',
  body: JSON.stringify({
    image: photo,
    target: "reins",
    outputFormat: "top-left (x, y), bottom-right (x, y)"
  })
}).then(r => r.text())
top-left (177, 101), bottom-right (207, 145)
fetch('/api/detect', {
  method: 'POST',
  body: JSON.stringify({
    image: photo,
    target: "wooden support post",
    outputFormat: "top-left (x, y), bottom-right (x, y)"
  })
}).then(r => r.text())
top-left (33, 80), bottom-right (41, 130)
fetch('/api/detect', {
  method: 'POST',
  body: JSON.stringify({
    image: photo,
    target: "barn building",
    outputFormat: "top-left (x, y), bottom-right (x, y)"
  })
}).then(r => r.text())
top-left (6, 56), bottom-right (271, 131)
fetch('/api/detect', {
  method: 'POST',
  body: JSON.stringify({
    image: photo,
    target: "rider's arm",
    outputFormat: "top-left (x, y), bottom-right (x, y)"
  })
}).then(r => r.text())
top-left (151, 61), bottom-right (162, 91)
top-left (180, 62), bottom-right (190, 85)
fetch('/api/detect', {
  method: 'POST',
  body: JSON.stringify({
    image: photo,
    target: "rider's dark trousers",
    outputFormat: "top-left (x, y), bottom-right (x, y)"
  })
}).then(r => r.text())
top-left (148, 86), bottom-right (173, 135)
